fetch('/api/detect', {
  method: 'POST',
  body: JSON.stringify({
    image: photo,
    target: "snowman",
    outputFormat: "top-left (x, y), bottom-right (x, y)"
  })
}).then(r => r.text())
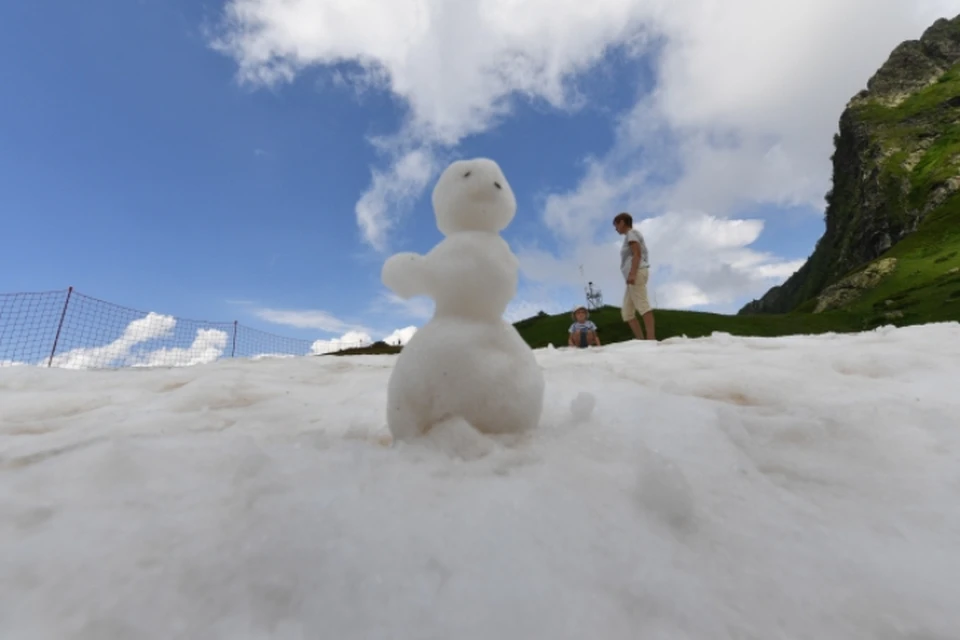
top-left (381, 157), bottom-right (545, 442)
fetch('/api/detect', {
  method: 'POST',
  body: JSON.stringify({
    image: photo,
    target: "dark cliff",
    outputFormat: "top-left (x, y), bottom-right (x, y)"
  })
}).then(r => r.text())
top-left (739, 15), bottom-right (960, 315)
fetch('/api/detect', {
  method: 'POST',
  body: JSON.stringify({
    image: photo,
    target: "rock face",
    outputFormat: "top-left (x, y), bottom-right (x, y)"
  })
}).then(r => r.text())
top-left (739, 15), bottom-right (960, 315)
top-left (812, 258), bottom-right (898, 313)
top-left (864, 18), bottom-right (960, 104)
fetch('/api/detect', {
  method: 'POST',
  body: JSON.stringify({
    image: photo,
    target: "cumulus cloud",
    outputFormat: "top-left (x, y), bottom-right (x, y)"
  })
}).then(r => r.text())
top-left (309, 325), bottom-right (418, 353)
top-left (502, 285), bottom-right (573, 322)
top-left (644, 0), bottom-right (957, 215)
top-left (212, 0), bottom-right (955, 306)
top-left (527, 1), bottom-right (953, 308)
top-left (47, 313), bottom-right (231, 369)
top-left (310, 330), bottom-right (373, 354)
top-left (355, 148), bottom-right (437, 250)
top-left (212, 0), bottom-right (651, 142)
top-left (377, 292), bottom-right (435, 321)
top-left (382, 326), bottom-right (418, 346)
top-left (9, 308), bottom-right (419, 369)
top-left (0, 360), bottom-right (31, 367)
top-left (375, 269), bottom-right (567, 324)
top-left (134, 328), bottom-right (229, 368)
top-left (210, 0), bottom-right (655, 249)
top-left (517, 211), bottom-right (807, 312)
top-left (252, 306), bottom-right (371, 334)
top-left (51, 312), bottom-right (177, 369)
top-left (639, 212), bottom-right (807, 308)
top-left (247, 301), bottom-right (420, 354)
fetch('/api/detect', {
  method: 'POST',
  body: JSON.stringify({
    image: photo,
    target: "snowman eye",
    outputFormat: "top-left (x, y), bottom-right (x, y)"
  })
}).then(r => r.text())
top-left (463, 171), bottom-right (471, 178)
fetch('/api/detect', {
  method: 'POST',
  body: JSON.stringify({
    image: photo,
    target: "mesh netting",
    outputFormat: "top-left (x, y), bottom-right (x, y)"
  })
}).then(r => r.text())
top-left (0, 288), bottom-right (371, 369)
top-left (49, 291), bottom-right (237, 369)
top-left (233, 325), bottom-right (315, 360)
top-left (0, 290), bottom-right (70, 367)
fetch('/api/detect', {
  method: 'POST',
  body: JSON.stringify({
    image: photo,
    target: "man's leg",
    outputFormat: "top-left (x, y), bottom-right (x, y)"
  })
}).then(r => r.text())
top-left (633, 269), bottom-right (655, 340)
top-left (641, 311), bottom-right (655, 340)
top-left (622, 286), bottom-right (645, 339)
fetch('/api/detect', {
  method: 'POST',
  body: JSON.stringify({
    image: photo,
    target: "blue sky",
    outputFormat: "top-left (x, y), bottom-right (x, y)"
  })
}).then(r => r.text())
top-left (1, 0), bottom-right (951, 353)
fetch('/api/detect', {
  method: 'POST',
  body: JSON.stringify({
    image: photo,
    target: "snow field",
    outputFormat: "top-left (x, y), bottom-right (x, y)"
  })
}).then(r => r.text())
top-left (1, 323), bottom-right (959, 639)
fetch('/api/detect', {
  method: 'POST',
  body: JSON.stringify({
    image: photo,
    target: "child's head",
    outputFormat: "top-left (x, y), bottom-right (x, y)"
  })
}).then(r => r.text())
top-left (573, 306), bottom-right (588, 322)
top-left (613, 212), bottom-right (633, 235)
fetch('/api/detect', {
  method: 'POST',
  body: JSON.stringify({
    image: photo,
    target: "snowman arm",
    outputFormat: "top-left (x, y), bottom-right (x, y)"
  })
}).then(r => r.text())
top-left (382, 252), bottom-right (430, 299)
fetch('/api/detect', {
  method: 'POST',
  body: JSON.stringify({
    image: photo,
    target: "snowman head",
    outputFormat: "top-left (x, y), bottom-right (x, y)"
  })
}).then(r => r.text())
top-left (431, 158), bottom-right (516, 236)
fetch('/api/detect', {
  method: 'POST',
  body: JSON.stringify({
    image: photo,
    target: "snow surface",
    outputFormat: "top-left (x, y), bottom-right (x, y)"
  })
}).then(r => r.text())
top-left (2, 324), bottom-right (960, 639)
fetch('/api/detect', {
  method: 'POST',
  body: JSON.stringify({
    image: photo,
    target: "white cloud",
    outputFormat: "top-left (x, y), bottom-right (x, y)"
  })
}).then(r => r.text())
top-left (135, 328), bottom-right (229, 368)
top-left (51, 312), bottom-right (177, 370)
top-left (656, 281), bottom-right (710, 309)
top-left (252, 306), bottom-right (370, 334)
top-left (310, 330), bottom-right (373, 355)
top-left (47, 314), bottom-right (231, 370)
top-left (518, 211), bottom-right (806, 312)
top-left (520, 0), bottom-right (953, 308)
top-left (382, 326), bottom-right (418, 346)
top-left (374, 260), bottom-right (569, 324)
top-left (0, 360), bottom-right (31, 367)
top-left (212, 0), bottom-right (652, 143)
top-left (378, 292), bottom-right (435, 321)
top-left (609, 0), bottom-right (953, 216)
top-left (355, 148), bottom-right (437, 249)
top-left (502, 283), bottom-right (573, 322)
top-left (252, 300), bottom-right (422, 353)
top-left (211, 0), bottom-right (657, 249)
top-left (212, 0), bottom-right (956, 305)
top-left (541, 158), bottom-right (647, 240)
top-left (309, 325), bottom-right (418, 353)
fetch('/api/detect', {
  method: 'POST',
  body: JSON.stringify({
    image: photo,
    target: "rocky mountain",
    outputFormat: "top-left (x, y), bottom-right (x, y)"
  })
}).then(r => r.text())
top-left (739, 14), bottom-right (960, 316)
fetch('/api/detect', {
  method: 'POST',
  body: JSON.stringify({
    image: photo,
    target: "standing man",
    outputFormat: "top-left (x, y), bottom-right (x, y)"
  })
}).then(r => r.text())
top-left (613, 212), bottom-right (655, 340)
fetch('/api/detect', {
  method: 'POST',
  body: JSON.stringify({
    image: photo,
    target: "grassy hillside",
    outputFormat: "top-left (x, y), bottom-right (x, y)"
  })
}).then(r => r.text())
top-left (330, 341), bottom-right (403, 356)
top-left (836, 195), bottom-right (960, 329)
top-left (329, 305), bottom-right (871, 356)
top-left (512, 306), bottom-right (866, 349)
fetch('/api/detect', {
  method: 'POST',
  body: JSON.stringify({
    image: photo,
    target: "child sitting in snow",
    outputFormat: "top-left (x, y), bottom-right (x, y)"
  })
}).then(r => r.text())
top-left (568, 306), bottom-right (601, 348)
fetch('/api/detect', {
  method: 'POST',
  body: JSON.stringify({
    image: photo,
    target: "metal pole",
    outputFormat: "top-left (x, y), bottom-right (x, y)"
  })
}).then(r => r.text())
top-left (48, 286), bottom-right (73, 367)
top-left (231, 320), bottom-right (238, 357)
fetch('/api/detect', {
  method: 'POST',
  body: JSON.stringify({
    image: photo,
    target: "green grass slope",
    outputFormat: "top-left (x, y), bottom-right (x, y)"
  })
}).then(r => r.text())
top-left (840, 194), bottom-right (960, 328)
top-left (327, 341), bottom-right (403, 356)
top-left (330, 304), bottom-right (869, 356)
top-left (512, 306), bottom-right (866, 349)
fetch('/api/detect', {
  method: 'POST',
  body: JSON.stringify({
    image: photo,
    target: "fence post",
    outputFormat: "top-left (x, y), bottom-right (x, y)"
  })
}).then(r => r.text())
top-left (231, 321), bottom-right (238, 358)
top-left (48, 286), bottom-right (73, 368)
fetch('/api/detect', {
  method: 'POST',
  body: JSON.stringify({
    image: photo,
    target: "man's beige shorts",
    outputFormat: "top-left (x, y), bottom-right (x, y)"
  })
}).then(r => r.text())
top-left (621, 267), bottom-right (652, 320)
